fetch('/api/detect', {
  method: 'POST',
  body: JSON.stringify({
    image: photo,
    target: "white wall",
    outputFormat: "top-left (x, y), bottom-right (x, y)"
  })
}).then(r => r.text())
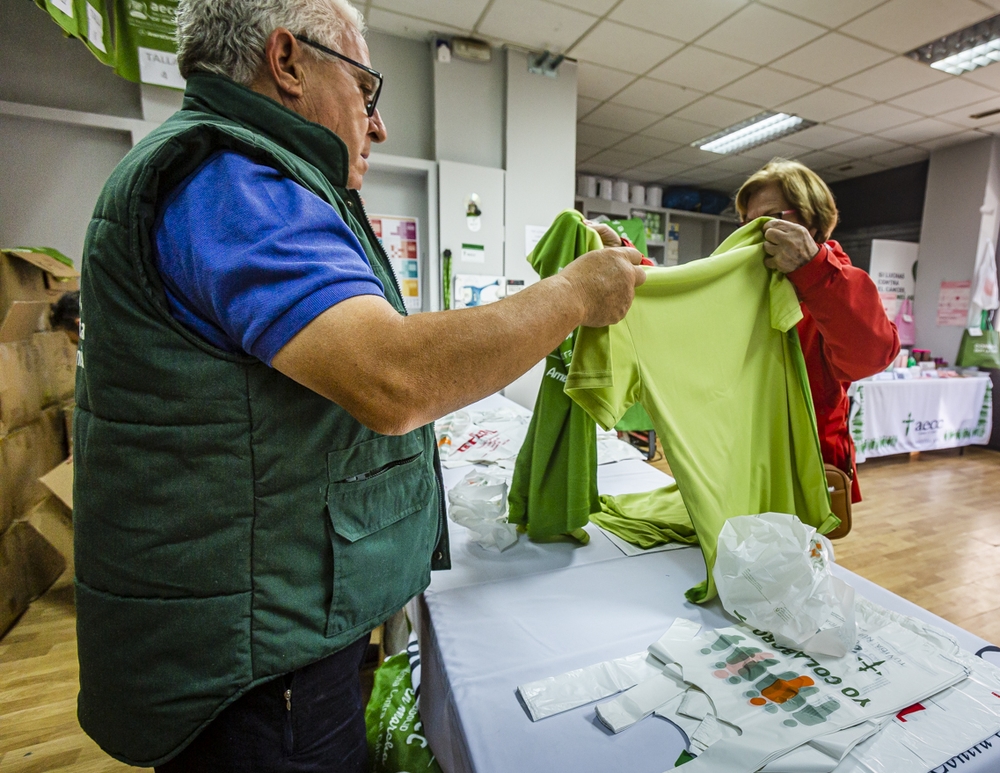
top-left (367, 31), bottom-right (433, 161)
top-left (433, 49), bottom-right (506, 169)
top-left (914, 137), bottom-right (1000, 361)
top-left (501, 52), bottom-right (578, 411)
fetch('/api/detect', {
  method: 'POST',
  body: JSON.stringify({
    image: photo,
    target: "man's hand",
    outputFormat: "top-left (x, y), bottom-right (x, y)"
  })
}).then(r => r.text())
top-left (762, 219), bottom-right (820, 273)
top-left (585, 220), bottom-right (623, 248)
top-left (560, 246), bottom-right (646, 328)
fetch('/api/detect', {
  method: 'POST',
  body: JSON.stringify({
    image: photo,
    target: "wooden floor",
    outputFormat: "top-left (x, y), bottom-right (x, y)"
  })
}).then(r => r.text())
top-left (2, 447), bottom-right (999, 771)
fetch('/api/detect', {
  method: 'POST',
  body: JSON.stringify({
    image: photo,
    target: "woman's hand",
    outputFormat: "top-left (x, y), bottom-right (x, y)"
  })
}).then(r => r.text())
top-left (761, 219), bottom-right (820, 273)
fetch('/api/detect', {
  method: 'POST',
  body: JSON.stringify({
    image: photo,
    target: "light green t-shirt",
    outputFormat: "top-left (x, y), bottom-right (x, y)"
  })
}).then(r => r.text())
top-left (566, 219), bottom-right (838, 604)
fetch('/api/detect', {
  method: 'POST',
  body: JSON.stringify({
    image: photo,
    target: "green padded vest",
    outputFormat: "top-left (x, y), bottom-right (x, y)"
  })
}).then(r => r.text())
top-left (73, 72), bottom-right (449, 767)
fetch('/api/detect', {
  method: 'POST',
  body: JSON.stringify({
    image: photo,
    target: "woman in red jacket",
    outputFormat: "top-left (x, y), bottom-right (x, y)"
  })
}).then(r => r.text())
top-left (736, 159), bottom-right (900, 502)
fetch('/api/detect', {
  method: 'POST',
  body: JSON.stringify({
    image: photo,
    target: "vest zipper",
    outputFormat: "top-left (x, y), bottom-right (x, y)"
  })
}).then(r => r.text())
top-left (342, 453), bottom-right (420, 483)
top-left (346, 192), bottom-right (407, 312)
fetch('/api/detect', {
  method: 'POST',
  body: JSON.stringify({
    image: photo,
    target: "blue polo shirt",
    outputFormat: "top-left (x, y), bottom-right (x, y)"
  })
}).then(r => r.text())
top-left (153, 150), bottom-right (385, 364)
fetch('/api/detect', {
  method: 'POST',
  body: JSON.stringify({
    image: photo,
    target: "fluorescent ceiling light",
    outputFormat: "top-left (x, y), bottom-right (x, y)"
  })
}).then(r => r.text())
top-left (692, 112), bottom-right (815, 155)
top-left (907, 13), bottom-right (1000, 75)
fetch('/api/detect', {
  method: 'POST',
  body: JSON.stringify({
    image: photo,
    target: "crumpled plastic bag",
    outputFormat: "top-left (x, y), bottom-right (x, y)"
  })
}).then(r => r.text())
top-left (447, 469), bottom-right (518, 552)
top-left (712, 512), bottom-right (856, 657)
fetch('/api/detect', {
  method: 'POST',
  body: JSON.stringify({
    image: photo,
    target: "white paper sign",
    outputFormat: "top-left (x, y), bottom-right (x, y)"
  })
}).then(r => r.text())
top-left (87, 4), bottom-right (107, 53)
top-left (937, 280), bottom-right (972, 327)
top-left (370, 214), bottom-right (421, 313)
top-left (525, 225), bottom-right (547, 257)
top-left (51, 0), bottom-right (73, 16)
top-left (138, 47), bottom-right (186, 90)
top-left (460, 244), bottom-right (485, 264)
top-left (869, 240), bottom-right (917, 319)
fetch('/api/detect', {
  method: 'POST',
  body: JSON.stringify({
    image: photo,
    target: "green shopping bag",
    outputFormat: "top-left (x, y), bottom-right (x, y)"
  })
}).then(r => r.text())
top-left (365, 651), bottom-right (442, 773)
top-left (956, 310), bottom-right (1000, 369)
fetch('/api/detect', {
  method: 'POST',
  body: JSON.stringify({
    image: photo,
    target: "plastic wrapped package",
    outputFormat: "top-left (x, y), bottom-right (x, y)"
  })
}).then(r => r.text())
top-left (446, 470), bottom-right (518, 552)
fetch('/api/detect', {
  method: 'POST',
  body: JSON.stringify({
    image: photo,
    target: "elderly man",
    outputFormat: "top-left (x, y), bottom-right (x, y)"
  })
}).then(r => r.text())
top-left (72, 0), bottom-right (645, 770)
top-left (736, 159), bottom-right (899, 503)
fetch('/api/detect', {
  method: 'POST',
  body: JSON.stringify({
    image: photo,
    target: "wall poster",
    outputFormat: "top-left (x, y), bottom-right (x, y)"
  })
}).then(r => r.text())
top-left (370, 214), bottom-right (421, 313)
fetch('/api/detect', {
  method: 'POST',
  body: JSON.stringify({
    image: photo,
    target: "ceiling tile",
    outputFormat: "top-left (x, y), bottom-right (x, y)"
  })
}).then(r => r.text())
top-left (369, 0), bottom-right (486, 30)
top-left (367, 7), bottom-right (466, 38)
top-left (827, 135), bottom-right (906, 158)
top-left (578, 95), bottom-right (601, 118)
top-left (831, 159), bottom-right (890, 180)
top-left (702, 154), bottom-right (766, 173)
top-left (962, 62), bottom-right (1000, 92)
top-left (829, 104), bottom-right (923, 133)
top-left (609, 0), bottom-right (748, 43)
top-left (620, 167), bottom-right (676, 183)
top-left (716, 68), bottom-right (818, 108)
top-left (478, 0), bottom-right (596, 52)
top-left (769, 33), bottom-right (893, 85)
top-left (918, 129), bottom-right (991, 150)
top-left (790, 124), bottom-right (863, 149)
top-left (889, 78), bottom-right (999, 116)
top-left (688, 166), bottom-right (738, 183)
top-left (796, 149), bottom-right (854, 170)
top-left (662, 144), bottom-right (726, 166)
top-left (576, 161), bottom-right (625, 176)
top-left (570, 20), bottom-right (682, 74)
top-left (577, 61), bottom-right (636, 101)
top-left (738, 138), bottom-right (812, 161)
top-left (696, 4), bottom-right (826, 66)
top-left (674, 95), bottom-right (760, 128)
top-left (587, 148), bottom-right (648, 171)
top-left (647, 46), bottom-right (758, 93)
top-left (576, 143), bottom-right (602, 161)
top-left (545, 0), bottom-right (619, 16)
top-left (633, 158), bottom-right (695, 176)
top-left (610, 77), bottom-right (704, 113)
top-left (833, 57), bottom-right (950, 102)
top-left (870, 146), bottom-right (931, 168)
top-left (933, 99), bottom-right (1000, 129)
top-left (582, 102), bottom-right (664, 132)
top-left (878, 117), bottom-right (971, 143)
top-left (776, 88), bottom-right (873, 123)
top-left (756, 0), bottom-right (885, 28)
top-left (641, 115), bottom-right (717, 144)
top-left (576, 123), bottom-right (631, 146)
top-left (613, 134), bottom-right (682, 156)
top-left (840, 0), bottom-right (995, 54)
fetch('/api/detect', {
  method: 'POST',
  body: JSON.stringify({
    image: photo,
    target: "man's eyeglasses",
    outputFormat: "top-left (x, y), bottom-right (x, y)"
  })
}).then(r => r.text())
top-left (295, 34), bottom-right (383, 117)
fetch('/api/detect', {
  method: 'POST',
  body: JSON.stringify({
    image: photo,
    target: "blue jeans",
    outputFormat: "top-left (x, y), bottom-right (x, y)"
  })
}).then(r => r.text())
top-left (155, 635), bottom-right (370, 773)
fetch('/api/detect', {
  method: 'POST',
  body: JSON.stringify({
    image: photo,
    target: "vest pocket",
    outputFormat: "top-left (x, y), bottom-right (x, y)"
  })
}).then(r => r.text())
top-left (325, 433), bottom-right (436, 637)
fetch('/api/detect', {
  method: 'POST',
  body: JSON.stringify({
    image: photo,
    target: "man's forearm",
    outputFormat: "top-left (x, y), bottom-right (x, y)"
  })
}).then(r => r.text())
top-left (273, 274), bottom-right (586, 435)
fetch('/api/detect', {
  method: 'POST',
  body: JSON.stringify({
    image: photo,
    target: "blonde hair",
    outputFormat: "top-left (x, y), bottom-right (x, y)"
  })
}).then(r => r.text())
top-left (735, 159), bottom-right (839, 241)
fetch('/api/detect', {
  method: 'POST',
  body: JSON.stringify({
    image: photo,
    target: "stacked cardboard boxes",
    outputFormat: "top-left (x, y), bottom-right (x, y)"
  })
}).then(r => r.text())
top-left (0, 248), bottom-right (79, 637)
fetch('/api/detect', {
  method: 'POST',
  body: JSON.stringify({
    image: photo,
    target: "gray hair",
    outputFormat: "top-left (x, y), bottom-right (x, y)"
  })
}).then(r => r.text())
top-left (176, 0), bottom-right (365, 85)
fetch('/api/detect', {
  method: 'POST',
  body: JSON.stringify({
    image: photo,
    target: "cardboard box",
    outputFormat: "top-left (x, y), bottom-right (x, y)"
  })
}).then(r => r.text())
top-left (26, 495), bottom-right (73, 589)
top-left (0, 406), bottom-right (66, 534)
top-left (0, 248), bottom-right (79, 343)
top-left (39, 457), bottom-right (73, 510)
top-left (0, 521), bottom-right (65, 638)
top-left (33, 331), bottom-right (77, 405)
top-left (0, 338), bottom-right (44, 435)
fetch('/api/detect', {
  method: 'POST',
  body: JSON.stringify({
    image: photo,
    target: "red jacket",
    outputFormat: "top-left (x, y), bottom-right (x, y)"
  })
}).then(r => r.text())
top-left (788, 240), bottom-right (900, 502)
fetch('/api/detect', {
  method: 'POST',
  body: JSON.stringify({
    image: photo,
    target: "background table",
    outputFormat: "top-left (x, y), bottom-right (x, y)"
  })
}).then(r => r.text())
top-left (850, 375), bottom-right (992, 460)
top-left (418, 397), bottom-right (1000, 773)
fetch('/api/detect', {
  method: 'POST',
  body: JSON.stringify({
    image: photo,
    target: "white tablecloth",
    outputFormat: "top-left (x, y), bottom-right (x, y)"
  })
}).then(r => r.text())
top-left (419, 396), bottom-right (999, 773)
top-left (850, 375), bottom-right (993, 460)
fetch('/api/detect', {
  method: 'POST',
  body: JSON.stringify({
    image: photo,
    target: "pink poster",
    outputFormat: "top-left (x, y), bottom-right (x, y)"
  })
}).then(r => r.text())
top-left (936, 280), bottom-right (971, 327)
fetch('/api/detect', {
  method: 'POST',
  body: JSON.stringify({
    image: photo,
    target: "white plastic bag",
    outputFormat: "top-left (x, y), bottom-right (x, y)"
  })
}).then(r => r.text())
top-left (712, 512), bottom-right (856, 657)
top-left (447, 469), bottom-right (518, 551)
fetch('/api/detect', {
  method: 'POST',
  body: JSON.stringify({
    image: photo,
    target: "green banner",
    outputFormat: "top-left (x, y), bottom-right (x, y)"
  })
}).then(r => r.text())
top-left (113, 0), bottom-right (184, 89)
top-left (35, 0), bottom-right (79, 37)
top-left (77, 0), bottom-right (115, 65)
